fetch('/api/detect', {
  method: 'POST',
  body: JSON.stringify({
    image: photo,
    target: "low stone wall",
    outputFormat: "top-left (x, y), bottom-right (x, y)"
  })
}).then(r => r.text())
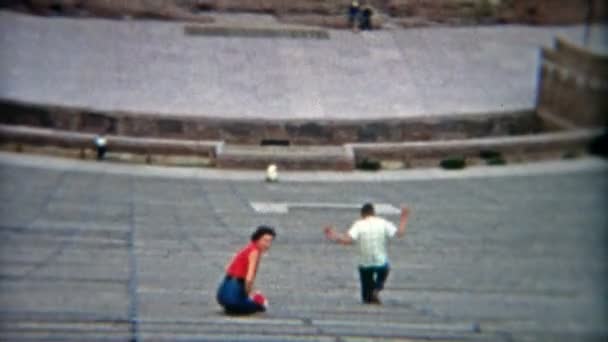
top-left (0, 99), bottom-right (539, 145)
top-left (349, 129), bottom-right (602, 168)
top-left (0, 124), bottom-right (221, 158)
top-left (537, 38), bottom-right (608, 130)
top-left (1, 124), bottom-right (600, 170)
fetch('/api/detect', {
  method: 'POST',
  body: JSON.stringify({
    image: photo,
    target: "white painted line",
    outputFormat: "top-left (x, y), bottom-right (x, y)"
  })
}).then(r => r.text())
top-left (250, 202), bottom-right (289, 214)
top-left (250, 202), bottom-right (400, 214)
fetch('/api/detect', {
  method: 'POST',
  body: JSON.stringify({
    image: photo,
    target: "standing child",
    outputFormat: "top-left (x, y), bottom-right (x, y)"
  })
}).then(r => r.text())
top-left (324, 203), bottom-right (409, 304)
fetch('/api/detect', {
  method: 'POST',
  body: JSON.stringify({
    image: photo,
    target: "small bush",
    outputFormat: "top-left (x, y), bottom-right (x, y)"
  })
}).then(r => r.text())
top-left (486, 156), bottom-right (506, 165)
top-left (440, 157), bottom-right (466, 170)
top-left (562, 151), bottom-right (580, 159)
top-left (475, 0), bottom-right (495, 19)
top-left (588, 131), bottom-right (608, 158)
top-left (479, 149), bottom-right (502, 160)
top-left (357, 158), bottom-right (381, 171)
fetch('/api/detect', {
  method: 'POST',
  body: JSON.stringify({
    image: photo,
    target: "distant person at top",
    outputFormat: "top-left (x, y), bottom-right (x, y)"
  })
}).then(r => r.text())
top-left (324, 203), bottom-right (410, 304)
top-left (348, 1), bottom-right (360, 31)
top-left (359, 5), bottom-right (373, 30)
top-left (94, 134), bottom-right (107, 160)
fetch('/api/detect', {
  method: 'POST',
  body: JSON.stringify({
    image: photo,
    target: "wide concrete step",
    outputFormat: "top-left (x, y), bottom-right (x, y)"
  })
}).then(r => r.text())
top-left (0, 321), bottom-right (130, 341)
top-left (1, 309), bottom-right (601, 342)
top-left (136, 316), bottom-right (493, 341)
top-left (216, 144), bottom-right (355, 170)
top-left (0, 307), bottom-right (490, 341)
top-left (0, 314), bottom-right (498, 342)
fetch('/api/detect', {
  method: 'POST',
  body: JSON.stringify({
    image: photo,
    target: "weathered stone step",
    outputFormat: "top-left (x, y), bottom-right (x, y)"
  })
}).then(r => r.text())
top-left (0, 322), bottom-right (130, 341)
top-left (135, 318), bottom-right (493, 341)
top-left (0, 335), bottom-right (128, 342)
top-left (0, 317), bottom-right (493, 342)
top-left (216, 144), bottom-right (355, 170)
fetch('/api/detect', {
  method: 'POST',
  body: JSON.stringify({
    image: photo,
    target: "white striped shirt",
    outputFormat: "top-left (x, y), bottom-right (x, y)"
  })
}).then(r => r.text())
top-left (348, 216), bottom-right (397, 267)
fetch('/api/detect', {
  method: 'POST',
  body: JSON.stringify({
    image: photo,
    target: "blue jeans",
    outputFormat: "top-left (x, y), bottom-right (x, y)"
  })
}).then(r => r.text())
top-left (358, 263), bottom-right (390, 303)
top-left (216, 276), bottom-right (265, 315)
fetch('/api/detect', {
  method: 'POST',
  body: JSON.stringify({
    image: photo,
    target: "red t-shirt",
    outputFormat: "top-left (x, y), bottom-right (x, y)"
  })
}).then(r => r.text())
top-left (226, 242), bottom-right (258, 279)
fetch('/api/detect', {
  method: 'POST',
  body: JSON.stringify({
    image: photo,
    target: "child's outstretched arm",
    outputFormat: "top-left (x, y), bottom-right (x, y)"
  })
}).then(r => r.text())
top-left (324, 226), bottom-right (353, 245)
top-left (396, 207), bottom-right (410, 238)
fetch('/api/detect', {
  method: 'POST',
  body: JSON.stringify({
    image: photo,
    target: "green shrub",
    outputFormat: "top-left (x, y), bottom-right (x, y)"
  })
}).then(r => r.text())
top-left (486, 156), bottom-right (506, 165)
top-left (475, 0), bottom-right (494, 19)
top-left (479, 149), bottom-right (502, 160)
top-left (562, 151), bottom-right (580, 159)
top-left (440, 157), bottom-right (466, 170)
top-left (588, 131), bottom-right (608, 158)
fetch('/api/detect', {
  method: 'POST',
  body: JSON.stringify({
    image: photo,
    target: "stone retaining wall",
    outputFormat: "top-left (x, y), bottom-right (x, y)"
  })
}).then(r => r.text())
top-left (215, 145), bottom-right (355, 170)
top-left (0, 124), bottom-right (221, 158)
top-left (0, 99), bottom-right (539, 145)
top-left (1, 124), bottom-right (600, 169)
top-left (537, 38), bottom-right (608, 130)
top-left (349, 129), bottom-right (601, 167)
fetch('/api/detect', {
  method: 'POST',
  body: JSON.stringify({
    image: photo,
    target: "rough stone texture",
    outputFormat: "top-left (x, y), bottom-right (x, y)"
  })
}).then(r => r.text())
top-left (388, 0), bottom-right (496, 25)
top-left (0, 100), bottom-right (541, 144)
top-left (0, 124), bottom-right (221, 157)
top-left (216, 144), bottom-right (355, 170)
top-left (276, 13), bottom-right (386, 30)
top-left (389, 0), bottom-right (607, 26)
top-left (0, 155), bottom-right (606, 340)
top-left (1, 124), bottom-right (600, 170)
top-left (349, 129), bottom-right (601, 168)
top-left (537, 38), bottom-right (608, 130)
top-left (2, 0), bottom-right (606, 26)
top-left (506, 0), bottom-right (607, 25)
top-left (2, 0), bottom-right (215, 22)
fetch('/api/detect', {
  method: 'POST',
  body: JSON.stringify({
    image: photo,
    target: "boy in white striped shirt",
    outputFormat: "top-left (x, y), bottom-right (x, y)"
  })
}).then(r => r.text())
top-left (324, 203), bottom-right (410, 304)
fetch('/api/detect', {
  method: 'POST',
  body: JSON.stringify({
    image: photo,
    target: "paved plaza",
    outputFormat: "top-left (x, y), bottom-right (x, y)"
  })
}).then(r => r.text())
top-left (1, 10), bottom-right (606, 120)
top-left (0, 152), bottom-right (606, 341)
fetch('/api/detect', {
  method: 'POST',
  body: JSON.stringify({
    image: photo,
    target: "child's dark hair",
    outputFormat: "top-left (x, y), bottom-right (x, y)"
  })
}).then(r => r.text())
top-left (251, 225), bottom-right (276, 241)
top-left (360, 203), bottom-right (375, 217)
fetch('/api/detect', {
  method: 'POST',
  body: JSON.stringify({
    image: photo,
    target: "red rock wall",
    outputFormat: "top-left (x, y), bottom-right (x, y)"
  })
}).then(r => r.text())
top-left (507, 0), bottom-right (606, 25)
top-left (1, 1), bottom-right (606, 25)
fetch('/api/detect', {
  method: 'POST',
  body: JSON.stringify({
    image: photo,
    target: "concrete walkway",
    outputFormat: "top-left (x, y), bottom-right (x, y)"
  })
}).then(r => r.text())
top-left (1, 151), bottom-right (606, 182)
top-left (1, 10), bottom-right (606, 120)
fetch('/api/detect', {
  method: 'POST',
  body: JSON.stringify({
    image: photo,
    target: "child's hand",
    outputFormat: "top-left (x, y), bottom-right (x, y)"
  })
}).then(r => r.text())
top-left (323, 226), bottom-right (335, 240)
top-left (401, 206), bottom-right (410, 218)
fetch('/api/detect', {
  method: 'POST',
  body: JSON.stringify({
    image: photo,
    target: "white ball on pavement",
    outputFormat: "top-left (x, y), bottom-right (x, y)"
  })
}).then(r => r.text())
top-left (266, 164), bottom-right (278, 182)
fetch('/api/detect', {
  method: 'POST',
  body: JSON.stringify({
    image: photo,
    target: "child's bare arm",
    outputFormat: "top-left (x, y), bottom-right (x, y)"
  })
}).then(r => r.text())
top-left (396, 207), bottom-right (410, 238)
top-left (324, 226), bottom-right (353, 245)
